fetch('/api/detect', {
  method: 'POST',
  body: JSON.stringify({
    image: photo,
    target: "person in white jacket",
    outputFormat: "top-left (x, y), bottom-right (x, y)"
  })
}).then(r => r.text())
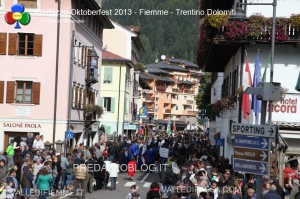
top-left (108, 158), bottom-right (119, 191)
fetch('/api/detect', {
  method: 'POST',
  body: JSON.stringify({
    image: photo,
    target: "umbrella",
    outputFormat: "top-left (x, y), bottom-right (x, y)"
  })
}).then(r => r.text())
top-left (296, 71), bottom-right (300, 92)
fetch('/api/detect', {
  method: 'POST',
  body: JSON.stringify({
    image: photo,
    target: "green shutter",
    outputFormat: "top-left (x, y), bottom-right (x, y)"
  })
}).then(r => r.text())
top-left (104, 67), bottom-right (113, 83)
top-left (100, 97), bottom-right (103, 108)
top-left (111, 97), bottom-right (115, 113)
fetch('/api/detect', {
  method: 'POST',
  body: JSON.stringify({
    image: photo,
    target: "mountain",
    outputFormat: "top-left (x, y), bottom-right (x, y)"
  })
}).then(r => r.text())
top-left (102, 0), bottom-right (199, 65)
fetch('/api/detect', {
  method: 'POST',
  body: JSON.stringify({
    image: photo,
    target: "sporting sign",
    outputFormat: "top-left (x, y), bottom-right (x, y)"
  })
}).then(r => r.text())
top-left (234, 147), bottom-right (268, 162)
top-left (235, 135), bottom-right (269, 150)
top-left (233, 158), bottom-right (268, 175)
top-left (231, 123), bottom-right (277, 138)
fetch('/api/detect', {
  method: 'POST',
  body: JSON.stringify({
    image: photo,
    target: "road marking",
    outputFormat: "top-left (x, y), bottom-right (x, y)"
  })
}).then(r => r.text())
top-left (143, 182), bottom-right (151, 187)
top-left (141, 173), bottom-right (149, 182)
top-left (124, 182), bottom-right (136, 187)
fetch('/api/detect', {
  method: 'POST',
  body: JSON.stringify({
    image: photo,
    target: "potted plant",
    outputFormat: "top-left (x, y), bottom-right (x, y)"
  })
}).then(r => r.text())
top-left (206, 13), bottom-right (229, 29)
top-left (291, 14), bottom-right (300, 28)
top-left (83, 104), bottom-right (103, 119)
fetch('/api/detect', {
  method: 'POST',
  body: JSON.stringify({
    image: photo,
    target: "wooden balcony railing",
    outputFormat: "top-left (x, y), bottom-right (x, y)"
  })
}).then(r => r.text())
top-left (156, 86), bottom-right (166, 92)
top-left (184, 89), bottom-right (194, 94)
top-left (164, 109), bottom-right (171, 113)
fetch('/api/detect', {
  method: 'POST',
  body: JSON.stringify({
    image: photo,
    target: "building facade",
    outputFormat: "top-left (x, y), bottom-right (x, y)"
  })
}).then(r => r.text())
top-left (139, 57), bottom-right (202, 130)
top-left (0, 0), bottom-right (113, 151)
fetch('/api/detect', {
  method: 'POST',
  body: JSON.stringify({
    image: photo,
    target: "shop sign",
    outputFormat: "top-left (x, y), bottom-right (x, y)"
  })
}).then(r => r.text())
top-left (3, 122), bottom-right (41, 128)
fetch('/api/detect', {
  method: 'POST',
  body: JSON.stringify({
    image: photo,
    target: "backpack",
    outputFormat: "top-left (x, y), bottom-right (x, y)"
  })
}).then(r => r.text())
top-left (131, 192), bottom-right (140, 199)
top-left (295, 186), bottom-right (300, 199)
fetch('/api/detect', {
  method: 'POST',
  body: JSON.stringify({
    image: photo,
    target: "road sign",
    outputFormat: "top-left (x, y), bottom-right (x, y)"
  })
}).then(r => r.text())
top-left (235, 135), bottom-right (269, 150)
top-left (231, 123), bottom-right (277, 138)
top-left (215, 138), bottom-right (224, 146)
top-left (65, 131), bottom-right (74, 139)
top-left (233, 158), bottom-right (268, 175)
top-left (234, 147), bottom-right (268, 162)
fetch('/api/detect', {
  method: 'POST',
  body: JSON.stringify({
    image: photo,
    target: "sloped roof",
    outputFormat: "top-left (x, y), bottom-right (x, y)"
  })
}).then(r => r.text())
top-left (140, 74), bottom-right (152, 80)
top-left (165, 57), bottom-right (198, 68)
top-left (142, 73), bottom-right (174, 83)
top-left (145, 61), bottom-right (189, 72)
top-left (147, 68), bottom-right (170, 75)
top-left (177, 80), bottom-right (194, 85)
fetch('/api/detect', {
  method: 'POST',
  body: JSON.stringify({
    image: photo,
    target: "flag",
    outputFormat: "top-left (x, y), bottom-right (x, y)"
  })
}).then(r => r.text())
top-left (262, 55), bottom-right (270, 82)
top-left (166, 118), bottom-right (172, 134)
top-left (242, 53), bottom-right (252, 120)
top-left (173, 120), bottom-right (176, 132)
top-left (252, 53), bottom-right (262, 122)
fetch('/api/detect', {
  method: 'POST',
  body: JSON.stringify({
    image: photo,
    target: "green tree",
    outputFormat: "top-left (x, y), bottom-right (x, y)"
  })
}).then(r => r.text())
top-left (195, 72), bottom-right (212, 117)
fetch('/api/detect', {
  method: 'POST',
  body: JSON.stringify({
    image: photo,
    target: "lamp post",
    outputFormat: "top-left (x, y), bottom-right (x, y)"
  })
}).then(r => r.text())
top-left (67, 31), bottom-right (98, 152)
top-left (231, 0), bottom-right (278, 194)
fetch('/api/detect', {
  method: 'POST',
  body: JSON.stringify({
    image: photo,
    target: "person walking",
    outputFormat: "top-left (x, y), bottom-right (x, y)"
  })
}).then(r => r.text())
top-left (94, 157), bottom-right (106, 191)
top-left (5, 141), bottom-right (15, 170)
top-left (126, 185), bottom-right (140, 199)
top-left (108, 158), bottom-right (119, 191)
top-left (21, 163), bottom-right (33, 199)
top-left (84, 154), bottom-right (95, 194)
top-left (128, 157), bottom-right (137, 180)
top-left (60, 153), bottom-right (69, 190)
top-left (36, 167), bottom-right (52, 199)
top-left (264, 184), bottom-right (281, 199)
top-left (146, 182), bottom-right (161, 199)
top-left (66, 154), bottom-right (74, 187)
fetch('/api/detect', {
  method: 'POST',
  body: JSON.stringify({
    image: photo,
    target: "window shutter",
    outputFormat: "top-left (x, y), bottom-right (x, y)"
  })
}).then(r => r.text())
top-left (6, 81), bottom-right (15, 103)
top-left (32, 82), bottom-right (41, 105)
top-left (0, 33), bottom-right (7, 55)
top-left (93, 92), bottom-right (96, 105)
top-left (0, 81), bottom-right (4, 103)
top-left (104, 68), bottom-right (113, 83)
top-left (124, 98), bottom-right (127, 113)
top-left (79, 87), bottom-right (83, 109)
top-left (81, 47), bottom-right (86, 68)
top-left (83, 88), bottom-right (86, 107)
top-left (72, 85), bottom-right (75, 108)
top-left (33, 34), bottom-right (43, 56)
top-left (111, 97), bottom-right (115, 113)
top-left (75, 86), bottom-right (79, 108)
top-left (8, 33), bottom-right (17, 55)
top-left (99, 97), bottom-right (103, 108)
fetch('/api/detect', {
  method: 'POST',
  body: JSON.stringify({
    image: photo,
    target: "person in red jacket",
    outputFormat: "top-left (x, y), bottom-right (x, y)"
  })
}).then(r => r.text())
top-left (128, 157), bottom-right (137, 180)
top-left (284, 162), bottom-right (300, 191)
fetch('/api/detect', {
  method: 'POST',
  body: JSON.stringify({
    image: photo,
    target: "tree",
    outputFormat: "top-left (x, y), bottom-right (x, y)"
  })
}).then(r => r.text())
top-left (195, 72), bottom-right (212, 117)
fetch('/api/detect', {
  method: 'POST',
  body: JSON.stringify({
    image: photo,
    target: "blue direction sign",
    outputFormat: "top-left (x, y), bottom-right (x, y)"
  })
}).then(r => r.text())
top-left (215, 138), bottom-right (224, 147)
top-left (65, 131), bottom-right (74, 139)
top-left (234, 158), bottom-right (268, 175)
top-left (235, 135), bottom-right (269, 150)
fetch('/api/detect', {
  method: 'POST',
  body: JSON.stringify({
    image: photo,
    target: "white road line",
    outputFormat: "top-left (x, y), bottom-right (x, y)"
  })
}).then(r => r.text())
top-left (141, 173), bottom-right (149, 182)
top-left (143, 182), bottom-right (152, 187)
top-left (124, 182), bottom-right (136, 187)
top-left (135, 186), bottom-right (139, 191)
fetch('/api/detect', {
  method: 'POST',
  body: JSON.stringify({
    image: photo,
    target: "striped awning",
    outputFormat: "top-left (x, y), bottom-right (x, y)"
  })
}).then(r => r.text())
top-left (296, 71), bottom-right (300, 92)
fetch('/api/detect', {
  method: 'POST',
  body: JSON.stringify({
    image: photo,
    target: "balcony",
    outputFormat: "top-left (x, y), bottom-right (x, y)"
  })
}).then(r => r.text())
top-left (172, 88), bottom-right (182, 93)
top-left (164, 109), bottom-right (172, 114)
top-left (86, 67), bottom-right (98, 86)
top-left (183, 100), bottom-right (194, 105)
top-left (184, 89), bottom-right (194, 94)
top-left (148, 108), bottom-right (154, 113)
top-left (182, 110), bottom-right (198, 116)
top-left (156, 86), bottom-right (166, 92)
top-left (144, 96), bottom-right (155, 103)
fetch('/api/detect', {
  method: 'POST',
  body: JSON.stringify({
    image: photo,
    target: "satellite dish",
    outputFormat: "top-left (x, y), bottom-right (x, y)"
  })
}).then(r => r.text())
top-left (161, 55), bottom-right (166, 60)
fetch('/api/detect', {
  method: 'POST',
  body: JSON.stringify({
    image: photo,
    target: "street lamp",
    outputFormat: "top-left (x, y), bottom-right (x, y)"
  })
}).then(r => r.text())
top-left (67, 31), bottom-right (99, 152)
top-left (231, 0), bottom-right (278, 194)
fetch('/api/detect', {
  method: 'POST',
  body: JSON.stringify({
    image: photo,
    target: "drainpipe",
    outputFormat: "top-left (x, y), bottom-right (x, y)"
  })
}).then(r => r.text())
top-left (117, 65), bottom-right (122, 135)
top-left (238, 45), bottom-right (245, 123)
top-left (52, 0), bottom-right (61, 149)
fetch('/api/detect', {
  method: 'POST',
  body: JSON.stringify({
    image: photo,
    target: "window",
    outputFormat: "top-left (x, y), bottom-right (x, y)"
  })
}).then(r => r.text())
top-left (103, 67), bottom-right (113, 83)
top-left (184, 96), bottom-right (187, 100)
top-left (176, 106), bottom-right (178, 110)
top-left (100, 97), bottom-right (115, 112)
top-left (18, 0), bottom-right (37, 9)
top-left (18, 33), bottom-right (34, 55)
top-left (8, 33), bottom-right (42, 56)
top-left (74, 39), bottom-right (78, 64)
top-left (0, 33), bottom-right (7, 55)
top-left (167, 94), bottom-right (170, 99)
top-left (16, 81), bottom-right (32, 103)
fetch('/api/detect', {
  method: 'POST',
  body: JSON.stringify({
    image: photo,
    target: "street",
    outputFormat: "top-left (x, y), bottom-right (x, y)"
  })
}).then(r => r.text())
top-left (85, 171), bottom-right (161, 199)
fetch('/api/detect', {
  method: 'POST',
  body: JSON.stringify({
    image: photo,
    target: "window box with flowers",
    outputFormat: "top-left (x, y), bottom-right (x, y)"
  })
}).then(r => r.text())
top-left (83, 104), bottom-right (103, 120)
top-left (212, 96), bottom-right (237, 117)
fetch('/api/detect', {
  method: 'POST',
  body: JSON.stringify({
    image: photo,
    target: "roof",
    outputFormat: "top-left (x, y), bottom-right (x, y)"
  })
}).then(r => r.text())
top-left (177, 80), bottom-right (194, 85)
top-left (146, 68), bottom-right (170, 75)
top-left (165, 57), bottom-right (199, 68)
top-left (125, 26), bottom-right (141, 34)
top-left (102, 50), bottom-right (133, 67)
top-left (145, 61), bottom-right (189, 72)
top-left (273, 121), bottom-right (300, 129)
top-left (142, 73), bottom-right (174, 83)
top-left (140, 74), bottom-right (152, 80)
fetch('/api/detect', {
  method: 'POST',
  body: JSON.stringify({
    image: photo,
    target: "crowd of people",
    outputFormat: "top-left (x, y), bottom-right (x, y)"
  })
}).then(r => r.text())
top-left (0, 131), bottom-right (299, 199)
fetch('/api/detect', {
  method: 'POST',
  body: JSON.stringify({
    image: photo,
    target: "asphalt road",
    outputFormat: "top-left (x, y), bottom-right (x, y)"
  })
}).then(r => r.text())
top-left (84, 171), bottom-right (161, 199)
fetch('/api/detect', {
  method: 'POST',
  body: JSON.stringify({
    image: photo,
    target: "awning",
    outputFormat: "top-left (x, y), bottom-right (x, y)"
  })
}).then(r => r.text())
top-left (280, 129), bottom-right (300, 154)
top-left (296, 71), bottom-right (300, 92)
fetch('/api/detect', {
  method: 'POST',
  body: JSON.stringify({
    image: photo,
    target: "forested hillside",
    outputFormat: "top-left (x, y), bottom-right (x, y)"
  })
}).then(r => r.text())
top-left (102, 0), bottom-right (199, 64)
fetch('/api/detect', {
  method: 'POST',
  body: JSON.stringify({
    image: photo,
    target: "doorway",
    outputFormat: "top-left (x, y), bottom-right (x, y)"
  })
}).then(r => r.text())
top-left (4, 132), bottom-right (39, 149)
